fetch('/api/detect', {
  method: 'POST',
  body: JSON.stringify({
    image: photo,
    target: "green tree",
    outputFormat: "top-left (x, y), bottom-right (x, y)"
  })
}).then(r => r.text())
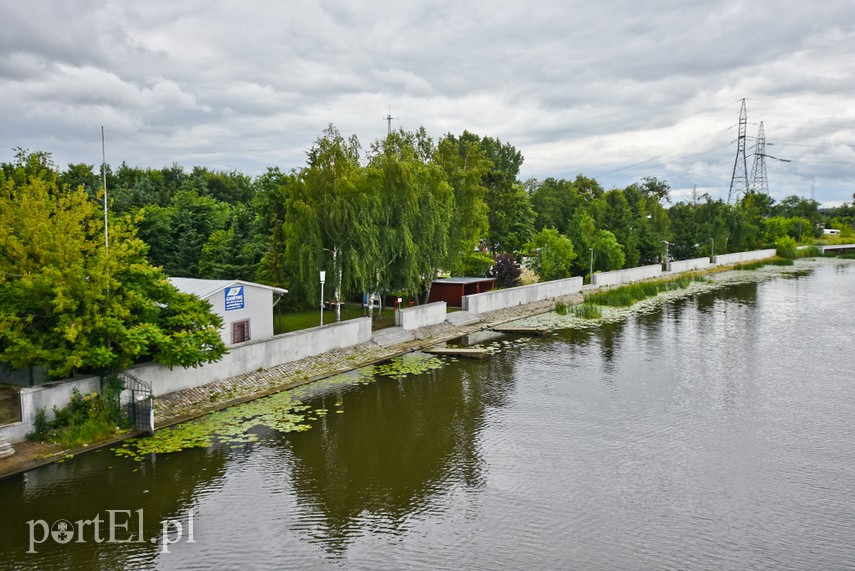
top-left (524, 228), bottom-right (576, 281)
top-left (136, 189), bottom-right (230, 277)
top-left (596, 189), bottom-right (637, 266)
top-left (0, 172), bottom-right (226, 380)
top-left (253, 168), bottom-right (299, 292)
top-left (199, 203), bottom-right (266, 281)
top-left (366, 128), bottom-right (453, 303)
top-left (434, 132), bottom-right (491, 273)
top-left (486, 181), bottom-right (535, 254)
top-left (590, 229), bottom-right (625, 272)
top-left (288, 125), bottom-right (376, 321)
top-left (530, 177), bottom-right (576, 233)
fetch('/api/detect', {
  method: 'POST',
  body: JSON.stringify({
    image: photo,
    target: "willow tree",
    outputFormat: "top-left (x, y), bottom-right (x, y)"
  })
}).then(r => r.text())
top-left (365, 128), bottom-right (453, 305)
top-left (0, 160), bottom-right (226, 381)
top-left (288, 125), bottom-right (377, 321)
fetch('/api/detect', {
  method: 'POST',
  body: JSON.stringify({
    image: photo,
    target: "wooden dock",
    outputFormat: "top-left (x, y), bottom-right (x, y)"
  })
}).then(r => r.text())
top-left (424, 347), bottom-right (490, 359)
top-left (490, 325), bottom-right (550, 336)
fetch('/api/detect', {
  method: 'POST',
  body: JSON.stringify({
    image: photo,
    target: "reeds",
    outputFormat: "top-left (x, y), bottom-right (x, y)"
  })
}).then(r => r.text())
top-left (584, 276), bottom-right (703, 307)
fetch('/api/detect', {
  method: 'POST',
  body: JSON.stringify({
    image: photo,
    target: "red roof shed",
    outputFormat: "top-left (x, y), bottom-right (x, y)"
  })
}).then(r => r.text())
top-left (427, 277), bottom-right (495, 308)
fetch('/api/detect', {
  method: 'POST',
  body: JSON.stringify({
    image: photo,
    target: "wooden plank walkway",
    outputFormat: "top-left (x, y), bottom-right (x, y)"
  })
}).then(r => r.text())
top-left (490, 325), bottom-right (550, 336)
top-left (424, 347), bottom-right (490, 359)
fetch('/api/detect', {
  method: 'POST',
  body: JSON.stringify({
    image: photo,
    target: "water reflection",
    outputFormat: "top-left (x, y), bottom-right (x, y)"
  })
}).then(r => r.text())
top-left (283, 355), bottom-right (508, 554)
top-left (0, 447), bottom-right (229, 569)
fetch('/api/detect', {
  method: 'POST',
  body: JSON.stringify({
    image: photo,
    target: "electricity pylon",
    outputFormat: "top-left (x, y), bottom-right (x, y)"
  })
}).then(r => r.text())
top-left (750, 121), bottom-right (769, 194)
top-left (728, 98), bottom-right (749, 203)
top-left (749, 120), bottom-right (791, 195)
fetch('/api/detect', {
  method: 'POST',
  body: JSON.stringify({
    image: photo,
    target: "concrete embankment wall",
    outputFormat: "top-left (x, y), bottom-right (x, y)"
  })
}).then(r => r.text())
top-left (395, 302), bottom-right (447, 330)
top-left (712, 249), bottom-right (776, 266)
top-left (591, 264), bottom-right (662, 287)
top-left (0, 318), bottom-right (372, 442)
top-left (134, 317), bottom-right (372, 397)
top-left (462, 277), bottom-right (583, 314)
top-left (668, 257), bottom-right (712, 273)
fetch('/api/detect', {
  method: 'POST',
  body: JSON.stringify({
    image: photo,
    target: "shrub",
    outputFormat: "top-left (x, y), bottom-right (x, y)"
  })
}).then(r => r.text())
top-left (489, 254), bottom-right (522, 288)
top-left (27, 408), bottom-right (50, 442)
top-left (776, 236), bottom-right (798, 259)
top-left (798, 246), bottom-right (823, 258)
top-left (518, 267), bottom-right (539, 285)
top-left (26, 383), bottom-right (128, 446)
top-left (554, 301), bottom-right (568, 315)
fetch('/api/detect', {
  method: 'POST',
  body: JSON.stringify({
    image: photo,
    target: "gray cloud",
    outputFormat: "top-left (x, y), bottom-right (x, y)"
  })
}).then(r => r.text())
top-left (0, 0), bottom-right (852, 204)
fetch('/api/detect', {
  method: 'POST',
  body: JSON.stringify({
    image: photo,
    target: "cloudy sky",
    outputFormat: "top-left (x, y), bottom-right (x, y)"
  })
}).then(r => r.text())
top-left (1, 1), bottom-right (853, 205)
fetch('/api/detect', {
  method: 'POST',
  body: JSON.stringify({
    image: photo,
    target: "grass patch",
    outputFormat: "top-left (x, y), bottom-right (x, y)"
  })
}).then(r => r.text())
top-left (732, 260), bottom-right (765, 271)
top-left (570, 303), bottom-right (602, 319)
top-left (798, 246), bottom-right (823, 258)
top-left (733, 257), bottom-right (794, 270)
top-left (275, 303), bottom-right (395, 333)
top-left (585, 276), bottom-right (702, 307)
top-left (554, 301), bottom-right (568, 315)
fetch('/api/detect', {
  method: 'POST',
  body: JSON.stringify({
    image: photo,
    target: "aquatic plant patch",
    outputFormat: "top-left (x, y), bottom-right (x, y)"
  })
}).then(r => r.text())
top-left (115, 356), bottom-right (446, 460)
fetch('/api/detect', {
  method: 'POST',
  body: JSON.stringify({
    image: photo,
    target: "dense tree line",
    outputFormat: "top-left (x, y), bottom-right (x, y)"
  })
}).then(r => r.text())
top-left (4, 128), bottom-right (852, 326)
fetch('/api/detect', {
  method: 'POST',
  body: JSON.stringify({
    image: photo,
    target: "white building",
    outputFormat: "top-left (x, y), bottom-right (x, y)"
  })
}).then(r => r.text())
top-left (169, 278), bottom-right (287, 347)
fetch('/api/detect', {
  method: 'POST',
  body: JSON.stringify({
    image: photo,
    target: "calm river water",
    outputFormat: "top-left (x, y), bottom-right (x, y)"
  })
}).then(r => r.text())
top-left (2, 260), bottom-right (854, 570)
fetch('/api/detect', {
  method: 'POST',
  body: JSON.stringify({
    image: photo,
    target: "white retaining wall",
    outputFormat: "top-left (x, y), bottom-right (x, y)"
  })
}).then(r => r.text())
top-left (462, 277), bottom-right (583, 314)
top-left (133, 317), bottom-right (372, 397)
top-left (0, 376), bottom-right (102, 443)
top-left (667, 257), bottom-right (712, 273)
top-left (395, 302), bottom-right (447, 330)
top-left (712, 249), bottom-right (777, 266)
top-left (591, 264), bottom-right (663, 287)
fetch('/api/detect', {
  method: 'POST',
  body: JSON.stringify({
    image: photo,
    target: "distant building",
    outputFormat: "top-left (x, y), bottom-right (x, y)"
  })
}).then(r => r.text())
top-left (169, 278), bottom-right (287, 346)
top-left (427, 277), bottom-right (495, 308)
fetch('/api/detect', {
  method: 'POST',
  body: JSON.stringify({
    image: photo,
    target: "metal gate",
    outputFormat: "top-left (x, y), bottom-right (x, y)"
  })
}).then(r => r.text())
top-left (122, 372), bottom-right (154, 434)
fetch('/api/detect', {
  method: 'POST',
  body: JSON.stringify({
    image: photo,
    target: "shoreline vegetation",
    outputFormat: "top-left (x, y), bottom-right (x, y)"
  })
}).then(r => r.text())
top-left (1, 255), bottom-right (851, 478)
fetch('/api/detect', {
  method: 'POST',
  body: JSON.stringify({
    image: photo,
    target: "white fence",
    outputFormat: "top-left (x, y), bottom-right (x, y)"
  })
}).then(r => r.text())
top-left (462, 277), bottom-right (583, 314)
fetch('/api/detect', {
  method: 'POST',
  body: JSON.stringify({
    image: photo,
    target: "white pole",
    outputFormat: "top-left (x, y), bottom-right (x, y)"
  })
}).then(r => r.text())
top-left (320, 271), bottom-right (326, 326)
top-left (101, 126), bottom-right (108, 254)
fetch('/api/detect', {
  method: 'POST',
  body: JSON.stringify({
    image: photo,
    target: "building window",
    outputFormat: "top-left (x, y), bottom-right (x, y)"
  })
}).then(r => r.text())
top-left (232, 320), bottom-right (251, 344)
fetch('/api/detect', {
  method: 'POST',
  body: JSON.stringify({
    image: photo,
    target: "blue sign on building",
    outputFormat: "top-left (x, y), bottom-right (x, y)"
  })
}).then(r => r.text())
top-left (225, 286), bottom-right (245, 311)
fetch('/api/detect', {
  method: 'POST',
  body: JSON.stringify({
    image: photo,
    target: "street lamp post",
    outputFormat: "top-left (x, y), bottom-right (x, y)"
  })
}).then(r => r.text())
top-left (710, 237), bottom-right (715, 260)
top-left (662, 240), bottom-right (670, 265)
top-left (319, 270), bottom-right (326, 326)
top-left (589, 248), bottom-right (594, 284)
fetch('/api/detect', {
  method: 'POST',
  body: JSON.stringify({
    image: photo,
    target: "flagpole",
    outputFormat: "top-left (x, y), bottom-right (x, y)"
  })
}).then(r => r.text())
top-left (101, 126), bottom-right (108, 254)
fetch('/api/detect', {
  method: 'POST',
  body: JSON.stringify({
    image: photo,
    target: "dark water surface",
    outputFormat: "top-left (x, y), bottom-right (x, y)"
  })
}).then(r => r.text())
top-left (2, 261), bottom-right (854, 570)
